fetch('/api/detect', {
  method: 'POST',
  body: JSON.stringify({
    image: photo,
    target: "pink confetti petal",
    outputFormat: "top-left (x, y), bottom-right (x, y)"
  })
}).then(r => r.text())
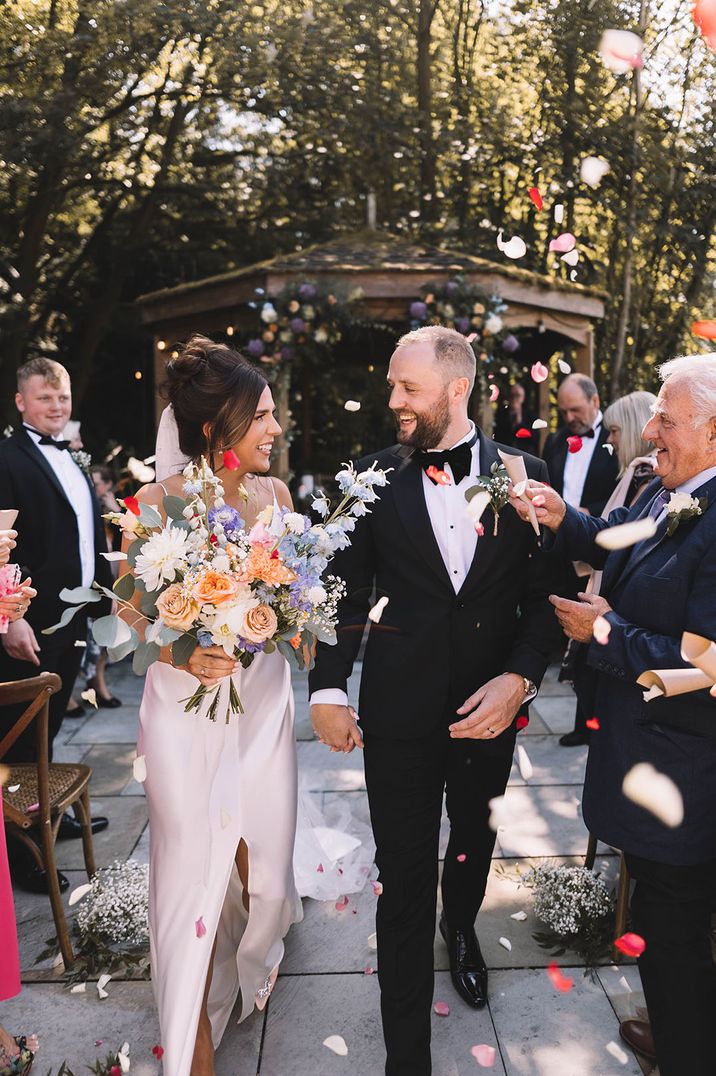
top-left (364, 966), bottom-right (374, 975)
top-left (599, 28), bottom-right (644, 73)
top-left (371, 881), bottom-right (383, 896)
top-left (530, 362), bottom-right (549, 383)
top-left (489, 384), bottom-right (500, 403)
top-left (195, 916), bottom-right (207, 938)
top-left (586, 717), bottom-right (600, 731)
top-left (335, 895), bottom-right (349, 911)
top-left (614, 932), bottom-right (646, 957)
top-left (466, 332), bottom-right (478, 343)
top-left (317, 863), bottom-right (324, 872)
top-left (549, 232), bottom-right (577, 254)
top-left (434, 1001), bottom-right (450, 1017)
top-left (95, 1041), bottom-right (103, 1048)
top-left (223, 449), bottom-right (241, 470)
top-left (426, 465), bottom-right (452, 486)
top-left (456, 853), bottom-right (467, 862)
top-left (593, 615), bottom-right (611, 644)
top-left (471, 1044), bottom-right (496, 1067)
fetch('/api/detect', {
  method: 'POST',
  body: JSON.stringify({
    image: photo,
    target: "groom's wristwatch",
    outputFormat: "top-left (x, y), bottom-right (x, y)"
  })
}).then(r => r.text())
top-left (521, 677), bottom-right (538, 703)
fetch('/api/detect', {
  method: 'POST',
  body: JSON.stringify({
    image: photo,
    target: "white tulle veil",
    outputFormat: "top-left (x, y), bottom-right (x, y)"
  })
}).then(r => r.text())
top-left (155, 404), bottom-right (190, 481)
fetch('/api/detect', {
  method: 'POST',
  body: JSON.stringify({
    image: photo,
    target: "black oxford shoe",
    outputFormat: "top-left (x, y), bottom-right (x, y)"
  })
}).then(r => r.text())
top-left (57, 813), bottom-right (109, 840)
top-left (15, 864), bottom-right (70, 895)
top-left (439, 913), bottom-right (488, 1009)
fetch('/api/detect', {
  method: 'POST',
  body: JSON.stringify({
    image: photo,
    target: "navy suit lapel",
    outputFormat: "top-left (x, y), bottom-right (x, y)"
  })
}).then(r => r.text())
top-left (390, 446), bottom-right (453, 591)
top-left (15, 428), bottom-right (73, 509)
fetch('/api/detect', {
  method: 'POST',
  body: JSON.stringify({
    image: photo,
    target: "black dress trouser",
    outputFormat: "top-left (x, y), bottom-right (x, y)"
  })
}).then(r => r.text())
top-left (624, 851), bottom-right (716, 1076)
top-left (363, 721), bottom-right (516, 1076)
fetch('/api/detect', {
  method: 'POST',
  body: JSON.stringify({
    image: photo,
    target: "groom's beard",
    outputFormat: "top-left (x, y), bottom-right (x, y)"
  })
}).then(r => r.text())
top-left (392, 391), bottom-right (451, 449)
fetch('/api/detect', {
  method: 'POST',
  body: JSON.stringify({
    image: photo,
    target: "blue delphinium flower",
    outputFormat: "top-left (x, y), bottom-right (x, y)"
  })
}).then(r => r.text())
top-left (197, 630), bottom-right (214, 648)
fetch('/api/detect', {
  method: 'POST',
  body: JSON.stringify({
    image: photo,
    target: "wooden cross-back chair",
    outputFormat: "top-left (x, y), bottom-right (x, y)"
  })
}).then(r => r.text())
top-left (1, 672), bottom-right (97, 965)
top-left (585, 832), bottom-right (631, 962)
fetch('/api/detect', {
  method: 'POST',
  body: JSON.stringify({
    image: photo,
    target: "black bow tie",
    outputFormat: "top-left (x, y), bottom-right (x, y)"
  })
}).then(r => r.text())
top-left (414, 440), bottom-right (474, 485)
top-left (38, 435), bottom-right (71, 450)
top-left (573, 428), bottom-right (596, 439)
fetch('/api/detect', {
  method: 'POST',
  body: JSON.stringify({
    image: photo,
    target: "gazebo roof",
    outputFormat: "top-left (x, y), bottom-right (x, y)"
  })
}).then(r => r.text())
top-left (137, 229), bottom-right (606, 326)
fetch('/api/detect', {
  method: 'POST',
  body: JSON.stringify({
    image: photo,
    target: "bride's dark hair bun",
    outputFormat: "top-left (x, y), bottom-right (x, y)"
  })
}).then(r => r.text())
top-left (163, 334), bottom-right (267, 463)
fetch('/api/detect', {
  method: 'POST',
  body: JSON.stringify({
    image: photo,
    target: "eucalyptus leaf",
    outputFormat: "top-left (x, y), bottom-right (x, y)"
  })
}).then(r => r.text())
top-left (107, 625), bottom-right (140, 663)
top-left (172, 633), bottom-right (198, 667)
top-left (276, 639), bottom-right (297, 665)
top-left (113, 573), bottom-right (135, 601)
top-left (133, 640), bottom-right (161, 676)
top-left (59, 586), bottom-right (102, 604)
top-left (92, 615), bottom-right (132, 648)
top-left (126, 539), bottom-right (144, 567)
top-left (304, 618), bottom-right (337, 645)
top-left (154, 624), bottom-right (182, 647)
top-left (163, 495), bottom-right (187, 520)
top-left (42, 602), bottom-right (88, 635)
top-left (140, 588), bottom-right (158, 617)
top-left (138, 503), bottom-right (162, 529)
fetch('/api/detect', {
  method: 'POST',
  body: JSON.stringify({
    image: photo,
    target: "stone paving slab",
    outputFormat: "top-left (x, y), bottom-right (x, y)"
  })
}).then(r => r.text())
top-left (54, 797), bottom-right (148, 870)
top-left (296, 740), bottom-right (367, 792)
top-left (495, 784), bottom-right (613, 859)
top-left (64, 709), bottom-right (140, 744)
top-left (531, 694), bottom-right (579, 735)
top-left (507, 734), bottom-right (587, 787)
top-left (79, 743), bottom-right (140, 795)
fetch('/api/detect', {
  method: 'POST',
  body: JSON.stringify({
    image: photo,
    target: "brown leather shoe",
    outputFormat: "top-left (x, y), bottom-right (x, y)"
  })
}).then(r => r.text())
top-left (619, 1019), bottom-right (657, 1062)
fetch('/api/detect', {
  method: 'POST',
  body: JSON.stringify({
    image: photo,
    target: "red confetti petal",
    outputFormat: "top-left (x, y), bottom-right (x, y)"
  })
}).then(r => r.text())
top-left (691, 319), bottom-right (716, 340)
top-left (456, 853), bottom-right (467, 862)
top-left (223, 449), bottom-right (241, 470)
top-left (209, 534), bottom-right (218, 545)
top-left (693, 0), bottom-right (716, 49)
top-left (528, 186), bottom-right (544, 211)
top-left (95, 1041), bottom-right (103, 1048)
top-left (567, 435), bottom-right (583, 453)
top-left (195, 916), bottom-right (207, 938)
top-left (124, 495), bottom-right (140, 516)
top-left (586, 717), bottom-right (600, 731)
top-left (270, 548), bottom-right (280, 559)
top-left (152, 1045), bottom-right (165, 1060)
top-left (516, 715), bottom-right (529, 731)
top-left (110, 1067), bottom-right (121, 1076)
top-left (547, 962), bottom-right (574, 993)
top-left (614, 931), bottom-right (646, 957)
top-left (434, 1001), bottom-right (450, 1016)
top-left (426, 465), bottom-right (452, 486)
top-left (515, 427), bottom-right (532, 438)
top-left (335, 895), bottom-right (349, 911)
top-left (530, 362), bottom-right (549, 383)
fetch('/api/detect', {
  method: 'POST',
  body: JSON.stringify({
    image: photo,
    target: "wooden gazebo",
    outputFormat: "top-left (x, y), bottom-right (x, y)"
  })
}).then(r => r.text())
top-left (137, 230), bottom-right (606, 478)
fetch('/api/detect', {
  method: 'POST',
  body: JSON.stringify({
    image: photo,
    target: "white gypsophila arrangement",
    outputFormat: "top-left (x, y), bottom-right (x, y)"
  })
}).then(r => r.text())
top-left (527, 864), bottom-right (612, 935)
top-left (76, 859), bottom-right (149, 946)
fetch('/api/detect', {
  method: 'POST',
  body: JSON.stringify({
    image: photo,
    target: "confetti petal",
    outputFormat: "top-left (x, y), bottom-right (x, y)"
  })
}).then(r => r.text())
top-left (368, 932), bottom-right (378, 950)
top-left (606, 1041), bottom-right (630, 1065)
top-left (530, 362), bottom-right (549, 383)
top-left (316, 863), bottom-right (324, 872)
top-left (532, 494), bottom-right (546, 507)
top-left (691, 320), bottom-right (716, 340)
top-left (531, 418), bottom-right (548, 430)
top-left (594, 516), bottom-right (657, 550)
top-left (511, 910), bottom-right (528, 921)
top-left (70, 982), bottom-right (87, 993)
top-left (471, 1044), bottom-right (496, 1067)
top-left (549, 232), bottom-right (577, 254)
top-left (517, 745), bottom-right (533, 781)
top-left (496, 230), bottom-right (527, 259)
top-left (222, 449), bottom-right (241, 471)
top-left (195, 916), bottom-right (207, 938)
top-left (69, 883), bottom-right (92, 907)
top-left (100, 551), bottom-right (128, 562)
top-left (567, 436), bottom-right (583, 453)
top-left (132, 755), bottom-right (147, 783)
top-left (8, 784), bottom-right (20, 793)
top-left (344, 400), bottom-right (361, 411)
top-left (74, 639), bottom-right (87, 647)
top-left (335, 895), bottom-right (349, 911)
top-left (426, 465), bottom-right (452, 486)
top-left (364, 966), bottom-right (374, 975)
top-left (124, 496), bottom-right (140, 516)
top-left (498, 936), bottom-right (512, 951)
top-left (434, 1001), bottom-right (450, 1016)
top-left (693, 0), bottom-right (716, 50)
top-left (614, 931), bottom-right (646, 957)
top-left (152, 1045), bottom-right (165, 1060)
top-left (528, 187), bottom-right (543, 211)
top-left (220, 808), bottom-right (231, 829)
top-left (580, 156), bottom-right (610, 187)
top-left (561, 249), bottom-right (580, 267)
top-left (603, 442), bottom-right (615, 455)
top-left (489, 384), bottom-right (500, 403)
top-left (371, 881), bottom-right (383, 896)
top-left (586, 717), bottom-right (600, 731)
top-left (547, 962), bottom-right (574, 992)
top-left (553, 203), bottom-right (565, 224)
top-left (557, 358), bottom-right (571, 374)
top-left (456, 853), bottom-right (467, 862)
top-left (592, 615), bottom-right (611, 644)
top-left (516, 714), bottom-right (529, 731)
top-left (515, 427), bottom-right (532, 439)
top-left (368, 596), bottom-right (390, 623)
top-left (622, 762), bottom-right (684, 827)
top-left (97, 973), bottom-right (112, 1000)
top-left (323, 1035), bottom-right (348, 1056)
top-left (599, 28), bottom-right (644, 73)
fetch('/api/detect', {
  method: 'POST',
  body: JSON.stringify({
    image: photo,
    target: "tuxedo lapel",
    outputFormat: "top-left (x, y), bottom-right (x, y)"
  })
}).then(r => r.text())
top-left (552, 434), bottom-right (568, 496)
top-left (15, 428), bottom-right (73, 509)
top-left (390, 446), bottom-right (453, 590)
top-left (458, 434), bottom-right (502, 597)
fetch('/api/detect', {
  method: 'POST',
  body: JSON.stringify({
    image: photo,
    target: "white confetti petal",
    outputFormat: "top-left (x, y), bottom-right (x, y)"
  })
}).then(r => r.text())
top-left (80, 688), bottom-right (98, 709)
top-left (323, 1035), bottom-right (348, 1056)
top-left (603, 442), bottom-right (615, 455)
top-left (599, 29), bottom-right (644, 74)
top-left (74, 639), bottom-right (87, 647)
top-left (97, 973), bottom-right (112, 1000)
top-left (70, 982), bottom-right (87, 994)
top-left (642, 684), bottom-right (664, 702)
top-left (69, 883), bottom-right (92, 907)
top-left (97, 987), bottom-right (108, 1000)
top-left (510, 910), bottom-right (528, 921)
top-left (531, 418), bottom-right (548, 430)
top-left (368, 596), bottom-right (389, 623)
top-left (52, 953), bottom-right (65, 969)
top-left (593, 615), bottom-right (611, 645)
top-left (344, 400), bottom-right (361, 412)
top-left (498, 936), bottom-right (512, 952)
top-left (561, 248), bottom-right (580, 266)
top-left (516, 745), bottom-right (533, 781)
top-left (595, 516), bottom-right (657, 550)
top-left (606, 1040), bottom-right (629, 1065)
top-left (496, 229), bottom-right (527, 259)
top-left (220, 808), bottom-right (232, 829)
top-left (554, 203), bottom-right (565, 224)
top-left (132, 755), bottom-right (147, 783)
top-left (367, 932), bottom-right (378, 950)
top-left (8, 784), bottom-right (20, 793)
top-left (622, 762), bottom-right (684, 828)
top-left (118, 1051), bottom-right (130, 1072)
top-left (580, 156), bottom-right (610, 188)
top-left (557, 359), bottom-right (571, 374)
top-left (100, 551), bottom-right (128, 561)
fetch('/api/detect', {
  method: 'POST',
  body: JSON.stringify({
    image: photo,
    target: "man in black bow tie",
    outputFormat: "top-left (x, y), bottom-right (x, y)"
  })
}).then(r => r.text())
top-left (309, 326), bottom-right (560, 1076)
top-left (0, 358), bottom-right (111, 894)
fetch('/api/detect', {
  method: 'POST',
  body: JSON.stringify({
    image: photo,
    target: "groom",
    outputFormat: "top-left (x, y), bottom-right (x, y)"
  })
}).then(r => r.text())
top-left (309, 326), bottom-right (560, 1075)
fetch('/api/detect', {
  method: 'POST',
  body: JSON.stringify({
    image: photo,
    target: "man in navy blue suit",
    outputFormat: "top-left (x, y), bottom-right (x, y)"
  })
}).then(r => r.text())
top-left (511, 352), bottom-right (716, 1076)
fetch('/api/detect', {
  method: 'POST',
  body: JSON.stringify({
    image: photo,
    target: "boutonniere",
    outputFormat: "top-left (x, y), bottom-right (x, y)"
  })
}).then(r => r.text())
top-left (465, 463), bottom-right (511, 536)
top-left (71, 449), bottom-right (92, 476)
top-left (665, 492), bottom-right (707, 536)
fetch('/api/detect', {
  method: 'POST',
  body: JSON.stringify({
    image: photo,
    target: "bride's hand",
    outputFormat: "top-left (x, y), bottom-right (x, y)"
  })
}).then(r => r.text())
top-left (180, 645), bottom-right (239, 687)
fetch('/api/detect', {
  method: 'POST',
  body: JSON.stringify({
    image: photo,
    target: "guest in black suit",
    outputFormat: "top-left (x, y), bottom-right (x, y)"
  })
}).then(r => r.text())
top-left (512, 352), bottom-right (716, 1076)
top-left (309, 327), bottom-right (560, 1076)
top-left (542, 372), bottom-right (619, 745)
top-left (493, 382), bottom-right (539, 455)
top-left (0, 357), bottom-right (111, 893)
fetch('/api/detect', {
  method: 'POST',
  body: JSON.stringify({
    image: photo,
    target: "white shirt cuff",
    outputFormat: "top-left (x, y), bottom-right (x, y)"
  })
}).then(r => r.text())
top-left (309, 688), bottom-right (349, 708)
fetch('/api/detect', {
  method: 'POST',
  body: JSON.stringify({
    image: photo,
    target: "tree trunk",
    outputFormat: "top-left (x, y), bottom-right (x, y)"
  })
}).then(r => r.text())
top-left (417, 0), bottom-right (438, 222)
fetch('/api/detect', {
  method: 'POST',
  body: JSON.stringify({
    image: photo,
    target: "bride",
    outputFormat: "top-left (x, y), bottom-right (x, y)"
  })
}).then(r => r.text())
top-left (121, 336), bottom-right (304, 1076)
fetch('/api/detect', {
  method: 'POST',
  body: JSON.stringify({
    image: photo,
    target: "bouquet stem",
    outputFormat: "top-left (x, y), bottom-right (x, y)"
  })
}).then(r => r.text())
top-left (181, 674), bottom-right (244, 723)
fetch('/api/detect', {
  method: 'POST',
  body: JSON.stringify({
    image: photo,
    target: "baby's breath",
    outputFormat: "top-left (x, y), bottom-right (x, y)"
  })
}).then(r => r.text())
top-left (76, 859), bottom-right (149, 946)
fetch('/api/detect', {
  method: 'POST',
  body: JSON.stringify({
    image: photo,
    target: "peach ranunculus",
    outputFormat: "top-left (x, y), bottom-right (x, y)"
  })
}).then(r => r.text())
top-left (192, 569), bottom-right (243, 607)
top-left (241, 603), bottom-right (278, 644)
top-left (240, 546), bottom-right (297, 587)
top-left (156, 584), bottom-right (199, 631)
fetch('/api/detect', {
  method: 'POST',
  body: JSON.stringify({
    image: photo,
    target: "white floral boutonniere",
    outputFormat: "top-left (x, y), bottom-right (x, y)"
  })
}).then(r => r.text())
top-left (665, 491), bottom-right (707, 537)
top-left (71, 449), bottom-right (92, 476)
top-left (465, 462), bottom-right (511, 536)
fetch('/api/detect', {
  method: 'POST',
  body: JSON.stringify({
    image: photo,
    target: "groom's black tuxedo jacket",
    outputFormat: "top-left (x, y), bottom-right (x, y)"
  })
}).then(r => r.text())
top-left (309, 432), bottom-right (562, 739)
top-left (0, 427), bottom-right (112, 634)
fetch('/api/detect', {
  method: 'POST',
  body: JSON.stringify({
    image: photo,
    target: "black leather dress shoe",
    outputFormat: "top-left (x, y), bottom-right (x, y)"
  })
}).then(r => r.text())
top-left (96, 695), bottom-right (122, 709)
top-left (559, 730), bottom-right (590, 747)
top-left (57, 813), bottom-right (109, 840)
top-left (439, 913), bottom-right (488, 1008)
top-left (15, 864), bottom-right (70, 894)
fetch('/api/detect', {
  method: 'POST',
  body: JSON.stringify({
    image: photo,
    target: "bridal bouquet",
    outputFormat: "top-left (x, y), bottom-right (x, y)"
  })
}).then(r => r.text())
top-left (46, 457), bottom-right (390, 721)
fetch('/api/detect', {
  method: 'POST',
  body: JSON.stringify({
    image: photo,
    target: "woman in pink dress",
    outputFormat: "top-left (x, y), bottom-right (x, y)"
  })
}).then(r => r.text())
top-left (0, 526), bottom-right (39, 1075)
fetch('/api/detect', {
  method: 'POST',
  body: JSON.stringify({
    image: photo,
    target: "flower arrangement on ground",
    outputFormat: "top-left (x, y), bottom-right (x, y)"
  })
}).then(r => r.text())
top-left (522, 863), bottom-right (617, 971)
top-left (47, 457), bottom-right (390, 722)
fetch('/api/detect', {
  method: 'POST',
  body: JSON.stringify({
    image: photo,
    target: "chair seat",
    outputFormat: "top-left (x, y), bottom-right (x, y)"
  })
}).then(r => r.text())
top-left (3, 763), bottom-right (92, 829)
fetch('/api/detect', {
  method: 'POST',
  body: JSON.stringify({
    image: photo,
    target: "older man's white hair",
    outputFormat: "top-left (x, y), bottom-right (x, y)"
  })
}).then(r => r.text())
top-left (658, 353), bottom-right (716, 428)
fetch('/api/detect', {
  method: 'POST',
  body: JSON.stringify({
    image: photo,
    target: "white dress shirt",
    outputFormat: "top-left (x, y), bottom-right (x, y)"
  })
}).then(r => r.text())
top-left (311, 423), bottom-right (482, 708)
top-left (651, 463), bottom-right (716, 522)
top-left (562, 410), bottom-right (603, 508)
top-left (25, 425), bottom-right (96, 588)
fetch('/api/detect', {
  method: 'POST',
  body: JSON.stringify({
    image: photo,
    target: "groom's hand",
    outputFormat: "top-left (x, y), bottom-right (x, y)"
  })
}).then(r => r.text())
top-left (449, 673), bottom-right (525, 740)
top-left (310, 704), bottom-right (364, 753)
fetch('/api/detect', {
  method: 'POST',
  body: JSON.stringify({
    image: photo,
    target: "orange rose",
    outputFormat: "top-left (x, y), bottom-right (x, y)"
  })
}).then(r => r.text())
top-left (156, 584), bottom-right (199, 631)
top-left (239, 546), bottom-right (297, 586)
top-left (289, 634), bottom-right (302, 650)
top-left (241, 603), bottom-right (278, 644)
top-left (192, 569), bottom-right (242, 607)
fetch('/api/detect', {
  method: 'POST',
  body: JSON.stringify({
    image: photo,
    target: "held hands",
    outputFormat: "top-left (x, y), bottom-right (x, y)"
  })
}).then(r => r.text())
top-left (550, 592), bottom-right (612, 643)
top-left (310, 703), bottom-right (364, 754)
top-left (181, 644), bottom-right (240, 688)
top-left (449, 672), bottom-right (525, 740)
top-left (0, 529), bottom-right (18, 567)
top-left (0, 578), bottom-right (36, 623)
top-left (509, 481), bottom-right (566, 532)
